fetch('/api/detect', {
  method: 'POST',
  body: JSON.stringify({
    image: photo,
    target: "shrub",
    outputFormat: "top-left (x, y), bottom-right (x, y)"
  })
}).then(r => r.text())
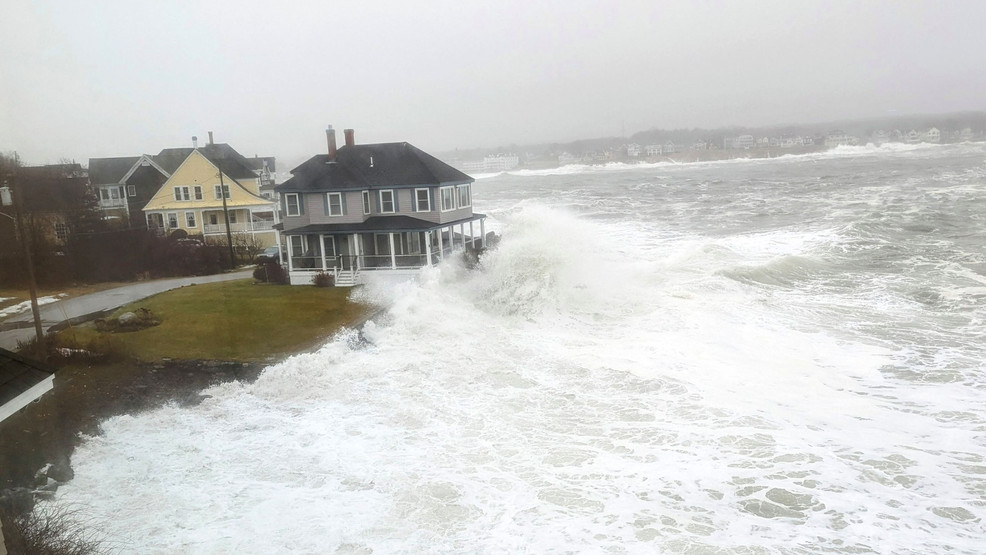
top-left (313, 271), bottom-right (335, 288)
top-left (10, 503), bottom-right (109, 555)
top-left (253, 261), bottom-right (288, 284)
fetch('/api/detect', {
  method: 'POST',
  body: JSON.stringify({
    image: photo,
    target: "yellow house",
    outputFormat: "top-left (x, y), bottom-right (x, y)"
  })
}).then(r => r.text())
top-left (142, 143), bottom-right (278, 247)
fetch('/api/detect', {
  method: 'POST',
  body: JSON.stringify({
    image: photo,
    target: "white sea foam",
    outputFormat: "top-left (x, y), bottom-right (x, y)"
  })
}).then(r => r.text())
top-left (47, 146), bottom-right (986, 553)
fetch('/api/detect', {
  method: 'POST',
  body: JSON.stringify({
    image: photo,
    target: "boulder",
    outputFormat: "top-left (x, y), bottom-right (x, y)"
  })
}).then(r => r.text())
top-left (118, 312), bottom-right (138, 326)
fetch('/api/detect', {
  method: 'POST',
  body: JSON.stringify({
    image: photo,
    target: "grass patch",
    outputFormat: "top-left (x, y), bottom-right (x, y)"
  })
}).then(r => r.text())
top-left (56, 279), bottom-right (370, 362)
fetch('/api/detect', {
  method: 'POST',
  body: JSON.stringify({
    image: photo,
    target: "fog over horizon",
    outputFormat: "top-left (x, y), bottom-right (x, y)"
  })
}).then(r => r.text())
top-left (2, 0), bottom-right (985, 166)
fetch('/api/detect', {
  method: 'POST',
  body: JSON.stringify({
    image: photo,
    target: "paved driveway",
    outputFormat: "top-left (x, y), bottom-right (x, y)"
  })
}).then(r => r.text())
top-left (0, 270), bottom-right (253, 351)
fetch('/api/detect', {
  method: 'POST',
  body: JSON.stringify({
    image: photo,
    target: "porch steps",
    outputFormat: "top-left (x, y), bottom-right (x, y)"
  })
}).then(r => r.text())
top-left (335, 269), bottom-right (358, 287)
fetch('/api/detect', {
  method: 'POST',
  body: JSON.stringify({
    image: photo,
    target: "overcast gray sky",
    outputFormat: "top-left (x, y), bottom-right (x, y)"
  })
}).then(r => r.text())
top-left (2, 0), bottom-right (984, 165)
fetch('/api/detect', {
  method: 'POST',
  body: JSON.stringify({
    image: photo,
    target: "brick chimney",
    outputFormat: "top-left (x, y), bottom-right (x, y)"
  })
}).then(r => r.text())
top-left (326, 125), bottom-right (337, 161)
top-left (208, 131), bottom-right (214, 145)
top-left (344, 128), bottom-right (355, 147)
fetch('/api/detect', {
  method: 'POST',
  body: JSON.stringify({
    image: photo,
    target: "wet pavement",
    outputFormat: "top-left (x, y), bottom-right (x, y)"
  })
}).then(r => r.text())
top-left (0, 270), bottom-right (252, 351)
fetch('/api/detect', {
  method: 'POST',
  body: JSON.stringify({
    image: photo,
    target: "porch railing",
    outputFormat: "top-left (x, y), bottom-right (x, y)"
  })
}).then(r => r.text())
top-left (203, 221), bottom-right (275, 234)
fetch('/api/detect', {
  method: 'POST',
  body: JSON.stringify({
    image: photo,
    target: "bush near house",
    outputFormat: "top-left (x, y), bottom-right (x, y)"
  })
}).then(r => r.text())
top-left (313, 271), bottom-right (335, 288)
top-left (253, 261), bottom-right (288, 284)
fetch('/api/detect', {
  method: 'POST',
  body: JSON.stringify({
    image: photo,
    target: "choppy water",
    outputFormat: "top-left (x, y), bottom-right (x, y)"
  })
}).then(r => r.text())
top-left (54, 142), bottom-right (986, 553)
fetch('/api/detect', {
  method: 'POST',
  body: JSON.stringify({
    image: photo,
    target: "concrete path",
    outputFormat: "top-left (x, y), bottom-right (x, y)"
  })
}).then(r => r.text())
top-left (0, 270), bottom-right (253, 351)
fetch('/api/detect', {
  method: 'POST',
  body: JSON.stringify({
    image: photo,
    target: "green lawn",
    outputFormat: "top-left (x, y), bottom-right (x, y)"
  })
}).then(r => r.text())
top-left (58, 280), bottom-right (371, 362)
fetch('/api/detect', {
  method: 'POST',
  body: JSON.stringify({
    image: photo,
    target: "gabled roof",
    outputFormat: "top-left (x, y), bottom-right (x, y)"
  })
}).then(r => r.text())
top-left (92, 143), bottom-right (267, 187)
top-left (195, 144), bottom-right (264, 180)
top-left (277, 142), bottom-right (472, 192)
top-left (88, 156), bottom-right (141, 185)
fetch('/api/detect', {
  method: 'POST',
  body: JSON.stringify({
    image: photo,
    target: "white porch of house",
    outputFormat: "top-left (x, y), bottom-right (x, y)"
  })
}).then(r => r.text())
top-left (286, 216), bottom-right (487, 286)
top-left (201, 208), bottom-right (277, 235)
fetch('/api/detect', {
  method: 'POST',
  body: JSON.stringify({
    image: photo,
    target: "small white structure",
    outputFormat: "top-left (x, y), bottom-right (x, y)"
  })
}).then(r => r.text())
top-left (923, 127), bottom-right (940, 143)
top-left (645, 144), bottom-right (663, 156)
top-left (626, 144), bottom-right (641, 157)
top-left (1, 348), bottom-right (55, 424)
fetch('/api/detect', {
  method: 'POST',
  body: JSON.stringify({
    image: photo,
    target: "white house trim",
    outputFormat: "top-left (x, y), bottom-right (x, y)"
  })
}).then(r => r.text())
top-left (0, 374), bottom-right (54, 423)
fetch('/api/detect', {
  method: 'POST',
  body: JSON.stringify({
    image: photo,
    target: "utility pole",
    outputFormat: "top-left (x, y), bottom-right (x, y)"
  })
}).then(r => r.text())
top-left (217, 161), bottom-right (236, 267)
top-left (1, 154), bottom-right (45, 358)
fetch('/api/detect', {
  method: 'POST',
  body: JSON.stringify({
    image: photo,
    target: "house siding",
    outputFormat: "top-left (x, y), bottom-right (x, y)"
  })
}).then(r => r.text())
top-left (306, 190), bottom-right (365, 225)
top-left (282, 184), bottom-right (474, 231)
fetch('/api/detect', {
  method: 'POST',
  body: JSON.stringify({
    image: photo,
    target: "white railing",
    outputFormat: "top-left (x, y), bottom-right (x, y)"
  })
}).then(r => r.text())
top-left (99, 198), bottom-right (128, 208)
top-left (203, 221), bottom-right (275, 234)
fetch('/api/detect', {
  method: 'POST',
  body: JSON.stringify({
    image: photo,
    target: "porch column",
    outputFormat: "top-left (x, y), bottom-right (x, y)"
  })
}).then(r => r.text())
top-left (320, 234), bottom-right (328, 270)
top-left (388, 233), bottom-right (397, 269)
top-left (425, 231), bottom-right (432, 265)
top-left (286, 235), bottom-right (294, 272)
top-left (352, 233), bottom-right (361, 270)
top-left (275, 229), bottom-right (283, 264)
top-left (459, 223), bottom-right (466, 248)
top-left (437, 227), bottom-right (444, 259)
top-left (469, 221), bottom-right (474, 246)
top-left (480, 218), bottom-right (486, 248)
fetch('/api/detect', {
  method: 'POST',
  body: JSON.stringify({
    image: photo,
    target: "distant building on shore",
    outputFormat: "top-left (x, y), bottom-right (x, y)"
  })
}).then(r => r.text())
top-left (824, 131), bottom-right (858, 147)
top-left (461, 154), bottom-right (519, 173)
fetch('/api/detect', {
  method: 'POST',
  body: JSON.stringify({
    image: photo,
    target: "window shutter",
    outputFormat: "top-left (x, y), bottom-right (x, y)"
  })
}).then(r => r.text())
top-left (341, 193), bottom-right (348, 215)
top-left (281, 194), bottom-right (287, 214)
top-left (411, 191), bottom-right (417, 212)
top-left (393, 190), bottom-right (399, 212)
top-left (374, 191), bottom-right (381, 213)
top-left (430, 189), bottom-right (435, 212)
top-left (299, 194), bottom-right (305, 215)
top-left (323, 193), bottom-right (329, 215)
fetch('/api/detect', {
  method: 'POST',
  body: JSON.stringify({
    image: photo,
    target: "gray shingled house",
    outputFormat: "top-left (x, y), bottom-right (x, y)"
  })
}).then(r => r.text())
top-left (274, 127), bottom-right (487, 285)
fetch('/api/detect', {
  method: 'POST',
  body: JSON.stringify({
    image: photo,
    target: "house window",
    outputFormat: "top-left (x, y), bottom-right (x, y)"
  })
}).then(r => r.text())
top-left (323, 235), bottom-right (336, 257)
top-left (100, 189), bottom-right (109, 200)
top-left (174, 187), bottom-right (190, 201)
top-left (167, 213), bottom-right (178, 229)
top-left (440, 186), bottom-right (456, 212)
top-left (110, 187), bottom-right (120, 200)
top-left (362, 190), bottom-right (371, 215)
top-left (415, 188), bottom-right (431, 211)
top-left (290, 235), bottom-right (304, 257)
top-left (194, 186), bottom-right (203, 200)
top-left (214, 185), bottom-right (230, 199)
top-left (285, 193), bottom-right (300, 216)
top-left (185, 212), bottom-right (197, 228)
top-left (379, 190), bottom-right (395, 213)
top-left (54, 222), bottom-right (70, 242)
top-left (327, 192), bottom-right (343, 216)
top-left (229, 211), bottom-right (237, 224)
top-left (127, 185), bottom-right (136, 197)
top-left (209, 214), bottom-right (218, 225)
top-left (457, 184), bottom-right (471, 208)
top-left (119, 186), bottom-right (126, 199)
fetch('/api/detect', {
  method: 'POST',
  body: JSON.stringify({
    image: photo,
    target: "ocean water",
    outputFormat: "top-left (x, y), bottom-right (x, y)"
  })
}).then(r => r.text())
top-left (52, 142), bottom-right (986, 553)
